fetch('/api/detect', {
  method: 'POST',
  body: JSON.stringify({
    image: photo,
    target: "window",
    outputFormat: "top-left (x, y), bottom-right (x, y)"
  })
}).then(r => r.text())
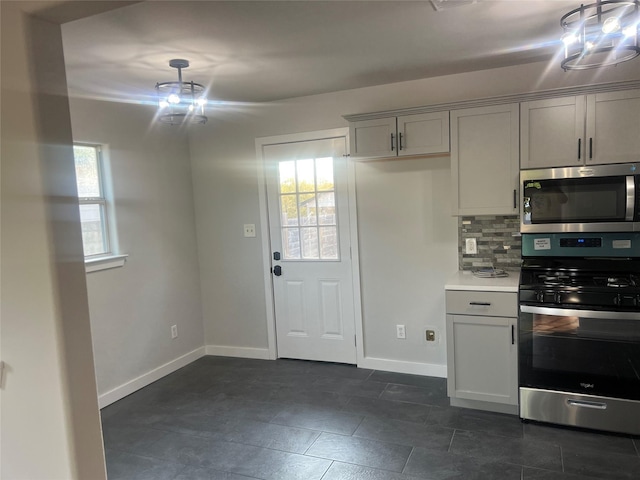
top-left (278, 157), bottom-right (338, 260)
top-left (73, 144), bottom-right (111, 257)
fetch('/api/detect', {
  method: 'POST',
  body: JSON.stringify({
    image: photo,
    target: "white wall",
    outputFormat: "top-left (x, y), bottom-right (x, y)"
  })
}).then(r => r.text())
top-left (189, 58), bottom-right (640, 374)
top-left (69, 98), bottom-right (205, 403)
top-left (1, 3), bottom-right (106, 479)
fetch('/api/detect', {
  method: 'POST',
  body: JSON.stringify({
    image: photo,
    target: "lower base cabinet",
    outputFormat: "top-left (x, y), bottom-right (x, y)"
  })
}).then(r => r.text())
top-left (446, 290), bottom-right (518, 414)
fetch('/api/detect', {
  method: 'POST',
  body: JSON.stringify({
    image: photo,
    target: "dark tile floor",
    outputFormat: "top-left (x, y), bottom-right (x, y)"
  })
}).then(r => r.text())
top-left (101, 356), bottom-right (640, 480)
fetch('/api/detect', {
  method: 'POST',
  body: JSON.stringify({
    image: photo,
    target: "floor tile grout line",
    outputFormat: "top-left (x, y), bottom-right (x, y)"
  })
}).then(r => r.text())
top-left (448, 428), bottom-right (456, 453)
top-left (318, 460), bottom-right (335, 480)
top-left (400, 446), bottom-right (415, 475)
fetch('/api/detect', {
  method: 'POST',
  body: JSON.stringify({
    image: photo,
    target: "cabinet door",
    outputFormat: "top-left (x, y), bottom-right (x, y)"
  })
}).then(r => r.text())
top-left (397, 111), bottom-right (450, 156)
top-left (520, 96), bottom-right (585, 169)
top-left (451, 104), bottom-right (519, 216)
top-left (586, 90), bottom-right (640, 165)
top-left (349, 117), bottom-right (397, 159)
top-left (446, 314), bottom-right (518, 406)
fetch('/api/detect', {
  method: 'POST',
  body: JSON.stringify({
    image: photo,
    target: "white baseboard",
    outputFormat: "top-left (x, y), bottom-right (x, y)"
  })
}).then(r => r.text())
top-left (98, 346), bottom-right (206, 408)
top-left (205, 345), bottom-right (271, 360)
top-left (358, 356), bottom-right (447, 378)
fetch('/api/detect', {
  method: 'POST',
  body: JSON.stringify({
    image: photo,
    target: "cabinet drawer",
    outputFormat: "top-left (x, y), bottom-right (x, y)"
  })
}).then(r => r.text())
top-left (446, 290), bottom-right (517, 317)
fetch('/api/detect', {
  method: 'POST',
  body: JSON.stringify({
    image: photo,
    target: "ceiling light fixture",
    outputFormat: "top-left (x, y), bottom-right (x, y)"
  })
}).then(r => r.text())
top-left (430, 0), bottom-right (479, 12)
top-left (156, 59), bottom-right (207, 125)
top-left (560, 0), bottom-right (640, 71)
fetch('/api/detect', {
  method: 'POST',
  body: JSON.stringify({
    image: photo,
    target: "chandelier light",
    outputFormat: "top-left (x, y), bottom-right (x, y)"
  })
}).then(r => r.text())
top-left (560, 0), bottom-right (640, 70)
top-left (156, 59), bottom-right (207, 125)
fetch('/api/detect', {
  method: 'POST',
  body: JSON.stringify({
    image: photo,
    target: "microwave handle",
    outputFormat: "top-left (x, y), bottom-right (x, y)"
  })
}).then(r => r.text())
top-left (626, 176), bottom-right (635, 221)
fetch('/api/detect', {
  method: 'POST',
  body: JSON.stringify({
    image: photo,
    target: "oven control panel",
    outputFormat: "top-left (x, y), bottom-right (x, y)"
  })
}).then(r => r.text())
top-left (559, 237), bottom-right (602, 248)
top-left (522, 233), bottom-right (640, 257)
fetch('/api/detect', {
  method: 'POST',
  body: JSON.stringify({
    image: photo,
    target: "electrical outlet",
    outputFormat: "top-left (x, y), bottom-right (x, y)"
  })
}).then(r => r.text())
top-left (396, 324), bottom-right (406, 339)
top-left (465, 237), bottom-right (477, 255)
top-left (243, 224), bottom-right (256, 237)
top-left (171, 325), bottom-right (178, 339)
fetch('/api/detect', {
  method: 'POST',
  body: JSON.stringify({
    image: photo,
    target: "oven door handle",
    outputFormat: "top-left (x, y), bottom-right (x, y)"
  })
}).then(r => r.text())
top-left (567, 399), bottom-right (607, 410)
top-left (520, 305), bottom-right (640, 321)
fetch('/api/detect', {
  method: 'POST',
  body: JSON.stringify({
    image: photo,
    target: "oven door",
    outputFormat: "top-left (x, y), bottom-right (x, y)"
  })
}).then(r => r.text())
top-left (519, 305), bottom-right (640, 401)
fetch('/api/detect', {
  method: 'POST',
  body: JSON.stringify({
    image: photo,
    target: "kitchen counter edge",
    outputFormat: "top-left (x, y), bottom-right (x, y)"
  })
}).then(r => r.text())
top-left (445, 270), bottom-right (520, 293)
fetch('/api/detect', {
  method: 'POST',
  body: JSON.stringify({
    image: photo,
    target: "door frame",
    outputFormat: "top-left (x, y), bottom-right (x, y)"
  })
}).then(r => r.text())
top-left (255, 128), bottom-right (364, 364)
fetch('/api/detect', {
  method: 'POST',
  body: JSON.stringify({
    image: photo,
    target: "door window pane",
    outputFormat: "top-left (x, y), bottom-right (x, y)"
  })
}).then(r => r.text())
top-left (280, 194), bottom-right (299, 226)
top-left (301, 227), bottom-right (319, 259)
top-left (317, 192), bottom-right (336, 225)
top-left (297, 159), bottom-right (315, 192)
top-left (316, 157), bottom-right (334, 191)
top-left (319, 227), bottom-right (338, 259)
top-left (283, 228), bottom-right (301, 259)
top-left (279, 161), bottom-right (296, 194)
top-left (299, 193), bottom-right (317, 226)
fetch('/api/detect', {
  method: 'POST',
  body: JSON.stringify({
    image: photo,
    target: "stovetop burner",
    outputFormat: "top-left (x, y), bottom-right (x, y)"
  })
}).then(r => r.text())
top-left (532, 273), bottom-right (639, 289)
top-left (520, 257), bottom-right (640, 310)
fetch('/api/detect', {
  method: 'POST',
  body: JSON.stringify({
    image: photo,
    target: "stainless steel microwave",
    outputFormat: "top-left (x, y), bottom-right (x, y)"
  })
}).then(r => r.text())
top-left (521, 163), bottom-right (640, 233)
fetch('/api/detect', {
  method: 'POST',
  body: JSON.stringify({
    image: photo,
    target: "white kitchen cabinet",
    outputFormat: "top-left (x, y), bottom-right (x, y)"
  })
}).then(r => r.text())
top-left (521, 89), bottom-right (640, 169)
top-left (446, 289), bottom-right (518, 414)
top-left (450, 103), bottom-right (519, 216)
top-left (349, 111), bottom-right (449, 159)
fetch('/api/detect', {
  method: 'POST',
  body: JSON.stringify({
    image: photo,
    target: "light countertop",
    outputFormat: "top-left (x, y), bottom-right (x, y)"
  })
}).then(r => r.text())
top-left (445, 270), bottom-right (520, 292)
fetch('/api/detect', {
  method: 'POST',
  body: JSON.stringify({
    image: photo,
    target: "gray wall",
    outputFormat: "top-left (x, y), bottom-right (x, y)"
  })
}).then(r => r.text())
top-left (189, 59), bottom-right (640, 375)
top-left (69, 97), bottom-right (205, 399)
top-left (1, 3), bottom-right (106, 478)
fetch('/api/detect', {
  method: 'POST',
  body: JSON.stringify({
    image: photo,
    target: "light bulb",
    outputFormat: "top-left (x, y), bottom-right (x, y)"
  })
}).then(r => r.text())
top-left (622, 24), bottom-right (637, 37)
top-left (562, 32), bottom-right (579, 46)
top-left (196, 97), bottom-right (207, 107)
top-left (602, 17), bottom-right (621, 34)
top-left (159, 100), bottom-right (169, 109)
top-left (188, 104), bottom-right (194, 112)
top-left (585, 41), bottom-right (596, 50)
top-left (168, 93), bottom-right (180, 104)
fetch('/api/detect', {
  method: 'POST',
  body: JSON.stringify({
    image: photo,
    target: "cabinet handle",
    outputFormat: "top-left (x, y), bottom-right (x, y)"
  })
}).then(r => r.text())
top-left (513, 189), bottom-right (517, 209)
top-left (391, 133), bottom-right (395, 151)
top-left (469, 301), bottom-right (491, 306)
top-left (589, 137), bottom-right (593, 159)
top-left (578, 138), bottom-right (581, 160)
top-left (511, 324), bottom-right (515, 345)
top-left (399, 132), bottom-right (404, 151)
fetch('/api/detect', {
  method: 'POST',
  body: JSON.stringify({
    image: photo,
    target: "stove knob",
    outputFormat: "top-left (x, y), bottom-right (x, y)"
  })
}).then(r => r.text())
top-left (536, 291), bottom-right (545, 302)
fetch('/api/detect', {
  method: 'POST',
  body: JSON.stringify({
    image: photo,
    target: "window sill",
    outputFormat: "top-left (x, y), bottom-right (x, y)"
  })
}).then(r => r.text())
top-left (85, 254), bottom-right (128, 273)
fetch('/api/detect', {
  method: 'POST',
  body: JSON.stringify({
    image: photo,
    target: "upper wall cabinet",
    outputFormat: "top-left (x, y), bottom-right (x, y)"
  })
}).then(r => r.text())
top-left (349, 111), bottom-right (450, 160)
top-left (451, 103), bottom-right (519, 216)
top-left (521, 89), bottom-right (640, 169)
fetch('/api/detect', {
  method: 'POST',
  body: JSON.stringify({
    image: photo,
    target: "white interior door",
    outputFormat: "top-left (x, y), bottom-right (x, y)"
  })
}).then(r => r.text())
top-left (263, 136), bottom-right (357, 364)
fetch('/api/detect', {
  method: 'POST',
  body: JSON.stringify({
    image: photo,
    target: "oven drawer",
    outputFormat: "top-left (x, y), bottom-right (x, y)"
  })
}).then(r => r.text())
top-left (446, 290), bottom-right (517, 317)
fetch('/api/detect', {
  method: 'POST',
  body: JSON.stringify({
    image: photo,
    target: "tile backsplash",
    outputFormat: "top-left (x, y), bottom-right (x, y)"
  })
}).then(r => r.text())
top-left (459, 215), bottom-right (522, 270)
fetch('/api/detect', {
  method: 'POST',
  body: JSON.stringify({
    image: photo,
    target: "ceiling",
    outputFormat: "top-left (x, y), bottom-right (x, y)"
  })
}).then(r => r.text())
top-left (61, 0), bottom-right (578, 105)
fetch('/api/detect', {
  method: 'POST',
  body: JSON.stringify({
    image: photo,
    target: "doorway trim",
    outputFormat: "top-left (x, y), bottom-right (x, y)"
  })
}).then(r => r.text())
top-left (255, 128), bottom-right (364, 364)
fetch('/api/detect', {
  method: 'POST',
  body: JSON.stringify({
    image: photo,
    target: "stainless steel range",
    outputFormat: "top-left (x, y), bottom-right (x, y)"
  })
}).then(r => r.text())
top-left (519, 233), bottom-right (640, 435)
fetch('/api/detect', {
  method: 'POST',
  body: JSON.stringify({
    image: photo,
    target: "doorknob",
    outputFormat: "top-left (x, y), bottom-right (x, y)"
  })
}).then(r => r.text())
top-left (273, 265), bottom-right (282, 276)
